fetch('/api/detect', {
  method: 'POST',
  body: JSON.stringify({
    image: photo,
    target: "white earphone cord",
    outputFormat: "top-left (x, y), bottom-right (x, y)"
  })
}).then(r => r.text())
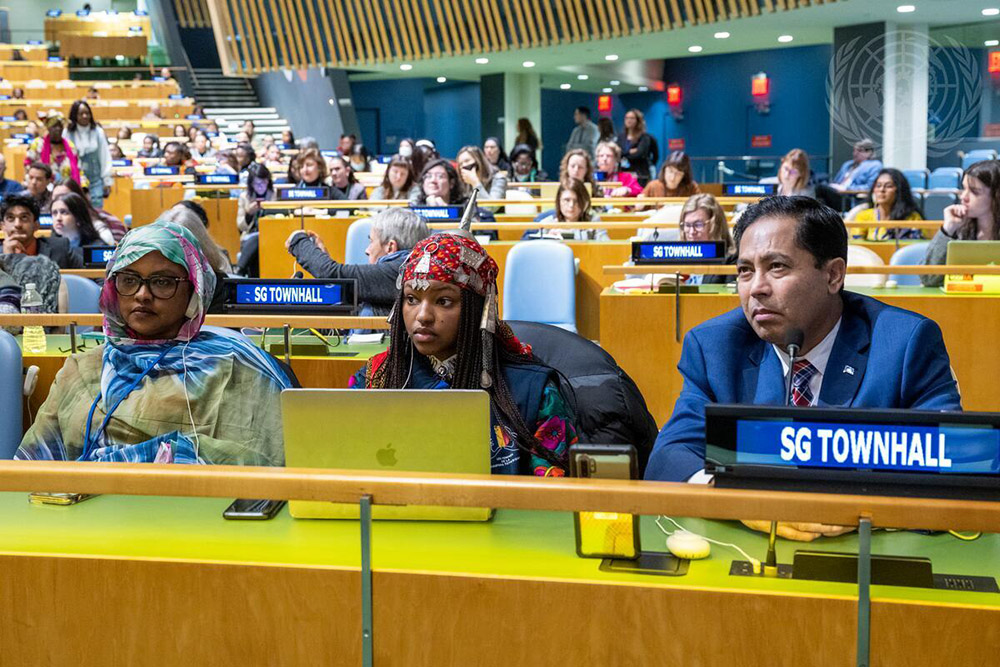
top-left (181, 341), bottom-right (202, 458)
top-left (655, 515), bottom-right (761, 567)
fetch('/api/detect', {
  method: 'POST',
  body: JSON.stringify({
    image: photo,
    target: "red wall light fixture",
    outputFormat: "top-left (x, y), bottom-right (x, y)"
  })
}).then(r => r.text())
top-left (666, 83), bottom-right (682, 106)
top-left (597, 94), bottom-right (612, 113)
top-left (989, 51), bottom-right (1000, 74)
top-left (751, 72), bottom-right (770, 97)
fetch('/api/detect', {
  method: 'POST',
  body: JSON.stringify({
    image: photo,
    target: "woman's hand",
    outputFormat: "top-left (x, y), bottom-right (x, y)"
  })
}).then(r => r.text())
top-left (943, 204), bottom-right (968, 236)
top-left (741, 520), bottom-right (856, 542)
top-left (425, 195), bottom-right (447, 206)
top-left (103, 186), bottom-right (111, 198)
top-left (459, 167), bottom-right (481, 188)
top-left (610, 186), bottom-right (630, 197)
top-left (245, 199), bottom-right (260, 215)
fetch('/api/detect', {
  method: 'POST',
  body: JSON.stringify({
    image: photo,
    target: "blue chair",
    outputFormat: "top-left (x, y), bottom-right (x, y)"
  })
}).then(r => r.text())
top-left (902, 169), bottom-right (928, 191)
top-left (888, 242), bottom-right (930, 286)
top-left (61, 274), bottom-right (101, 314)
top-left (344, 218), bottom-right (373, 265)
top-left (928, 167), bottom-right (963, 190)
top-left (502, 240), bottom-right (576, 332)
top-left (962, 150), bottom-right (997, 171)
top-left (922, 192), bottom-right (958, 221)
top-left (0, 330), bottom-right (22, 459)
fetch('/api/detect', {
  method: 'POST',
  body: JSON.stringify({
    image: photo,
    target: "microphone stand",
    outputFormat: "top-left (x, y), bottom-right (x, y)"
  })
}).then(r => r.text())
top-left (765, 337), bottom-right (803, 577)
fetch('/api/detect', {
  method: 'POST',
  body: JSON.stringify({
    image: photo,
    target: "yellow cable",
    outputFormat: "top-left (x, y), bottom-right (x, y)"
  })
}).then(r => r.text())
top-left (948, 530), bottom-right (982, 541)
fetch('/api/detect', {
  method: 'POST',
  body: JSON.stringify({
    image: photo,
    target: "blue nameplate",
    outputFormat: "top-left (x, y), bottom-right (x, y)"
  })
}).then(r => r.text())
top-left (13, 133), bottom-right (31, 142)
top-left (84, 245), bottom-right (116, 267)
top-left (377, 155), bottom-right (393, 164)
top-left (734, 419), bottom-right (999, 475)
top-left (236, 282), bottom-right (344, 307)
top-left (169, 94), bottom-right (184, 100)
top-left (632, 241), bottom-right (726, 264)
top-left (46, 9), bottom-right (62, 17)
top-left (144, 166), bottom-right (179, 176)
top-left (76, 9), bottom-right (89, 16)
top-left (320, 150), bottom-right (340, 158)
top-left (0, 97), bottom-right (12, 102)
top-left (279, 187), bottom-right (328, 201)
top-left (410, 205), bottom-right (461, 221)
top-left (27, 40), bottom-right (42, 46)
top-left (112, 158), bottom-right (132, 167)
top-left (38, 215), bottom-right (53, 228)
top-left (594, 171), bottom-right (608, 182)
top-left (186, 114), bottom-right (202, 120)
top-left (722, 183), bottom-right (775, 196)
top-left (153, 76), bottom-right (166, 82)
top-left (205, 131), bottom-right (218, 138)
top-left (136, 10), bottom-right (149, 16)
top-left (48, 56), bottom-right (62, 62)
top-left (129, 25), bottom-right (142, 32)
top-left (197, 173), bottom-right (238, 185)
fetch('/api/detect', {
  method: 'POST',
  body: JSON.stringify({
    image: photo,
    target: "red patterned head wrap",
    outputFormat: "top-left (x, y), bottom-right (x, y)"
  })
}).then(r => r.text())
top-left (397, 233), bottom-right (498, 296)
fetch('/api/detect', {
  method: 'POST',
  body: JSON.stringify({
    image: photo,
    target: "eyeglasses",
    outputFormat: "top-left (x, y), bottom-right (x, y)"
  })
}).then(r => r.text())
top-left (681, 221), bottom-right (707, 232)
top-left (112, 271), bottom-right (189, 299)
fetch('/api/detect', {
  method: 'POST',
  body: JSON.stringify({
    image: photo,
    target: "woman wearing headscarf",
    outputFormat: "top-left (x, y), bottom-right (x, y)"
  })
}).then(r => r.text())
top-left (25, 111), bottom-right (81, 185)
top-left (352, 233), bottom-right (579, 476)
top-left (17, 220), bottom-right (293, 465)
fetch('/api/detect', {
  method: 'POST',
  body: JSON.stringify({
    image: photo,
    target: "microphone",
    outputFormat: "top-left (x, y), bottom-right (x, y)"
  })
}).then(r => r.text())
top-left (291, 270), bottom-right (304, 280)
top-left (784, 328), bottom-right (805, 407)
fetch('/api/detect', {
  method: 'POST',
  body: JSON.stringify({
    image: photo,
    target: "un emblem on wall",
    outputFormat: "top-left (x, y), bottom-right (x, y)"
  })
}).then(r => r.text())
top-left (827, 31), bottom-right (982, 157)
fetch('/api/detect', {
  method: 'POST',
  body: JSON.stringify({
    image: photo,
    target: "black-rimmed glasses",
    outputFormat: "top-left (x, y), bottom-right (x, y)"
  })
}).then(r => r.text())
top-left (112, 271), bottom-right (189, 299)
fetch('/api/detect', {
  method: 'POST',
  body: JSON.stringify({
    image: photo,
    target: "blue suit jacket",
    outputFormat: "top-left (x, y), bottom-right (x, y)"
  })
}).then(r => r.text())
top-left (834, 159), bottom-right (883, 190)
top-left (645, 292), bottom-right (962, 482)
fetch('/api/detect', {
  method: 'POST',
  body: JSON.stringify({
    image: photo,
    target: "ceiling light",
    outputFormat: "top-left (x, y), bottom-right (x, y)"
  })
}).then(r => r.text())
top-left (577, 74), bottom-right (589, 80)
top-left (896, 5), bottom-right (916, 13)
top-left (610, 80), bottom-right (620, 86)
top-left (560, 83), bottom-right (571, 90)
top-left (638, 86), bottom-right (648, 92)
top-left (602, 87), bottom-right (613, 93)
top-left (522, 61), bottom-right (535, 68)
top-left (688, 45), bottom-right (703, 53)
top-left (475, 57), bottom-right (489, 64)
top-left (983, 8), bottom-right (1000, 16)
top-left (714, 32), bottom-right (730, 39)
top-left (987, 39), bottom-right (1000, 46)
top-left (436, 76), bottom-right (447, 83)
top-left (778, 35), bottom-right (794, 43)
top-left (399, 63), bottom-right (412, 71)
top-left (605, 54), bottom-right (618, 61)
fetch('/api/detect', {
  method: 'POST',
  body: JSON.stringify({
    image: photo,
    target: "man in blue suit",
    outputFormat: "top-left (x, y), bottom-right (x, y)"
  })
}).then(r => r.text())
top-left (646, 196), bottom-right (961, 535)
top-left (817, 138), bottom-right (883, 210)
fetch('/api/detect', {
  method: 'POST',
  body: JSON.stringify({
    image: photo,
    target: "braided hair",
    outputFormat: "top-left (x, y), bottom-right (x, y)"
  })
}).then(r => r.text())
top-left (373, 289), bottom-right (565, 469)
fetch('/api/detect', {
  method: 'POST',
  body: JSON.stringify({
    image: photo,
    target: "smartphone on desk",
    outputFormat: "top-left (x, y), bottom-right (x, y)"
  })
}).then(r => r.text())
top-left (223, 498), bottom-right (286, 520)
top-left (29, 492), bottom-right (97, 506)
top-left (570, 445), bottom-right (640, 560)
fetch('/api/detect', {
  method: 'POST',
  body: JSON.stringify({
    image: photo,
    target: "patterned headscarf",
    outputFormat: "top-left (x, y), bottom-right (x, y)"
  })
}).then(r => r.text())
top-left (99, 220), bottom-right (216, 345)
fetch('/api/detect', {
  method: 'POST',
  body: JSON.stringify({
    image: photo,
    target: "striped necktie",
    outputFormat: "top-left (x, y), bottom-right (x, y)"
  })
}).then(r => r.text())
top-left (791, 359), bottom-right (818, 407)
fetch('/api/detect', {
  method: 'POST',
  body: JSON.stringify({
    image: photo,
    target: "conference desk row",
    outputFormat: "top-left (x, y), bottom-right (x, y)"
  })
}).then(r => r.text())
top-left (0, 80), bottom-right (180, 101)
top-left (0, 45), bottom-right (48, 61)
top-left (0, 61), bottom-right (69, 81)
top-left (58, 33), bottom-right (148, 60)
top-left (0, 98), bottom-right (194, 120)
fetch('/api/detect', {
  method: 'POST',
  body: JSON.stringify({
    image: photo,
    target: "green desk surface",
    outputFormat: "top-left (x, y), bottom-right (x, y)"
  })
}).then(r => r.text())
top-left (2, 492), bottom-right (998, 607)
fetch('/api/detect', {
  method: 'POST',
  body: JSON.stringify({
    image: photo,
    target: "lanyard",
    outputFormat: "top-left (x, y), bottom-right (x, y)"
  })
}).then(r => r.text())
top-left (81, 346), bottom-right (173, 460)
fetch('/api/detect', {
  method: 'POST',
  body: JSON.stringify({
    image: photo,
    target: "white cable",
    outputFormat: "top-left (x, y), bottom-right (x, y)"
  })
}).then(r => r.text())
top-left (181, 341), bottom-right (202, 458)
top-left (656, 515), bottom-right (761, 568)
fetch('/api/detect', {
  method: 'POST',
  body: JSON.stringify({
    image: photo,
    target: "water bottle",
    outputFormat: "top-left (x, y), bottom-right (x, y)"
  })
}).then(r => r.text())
top-left (21, 283), bottom-right (47, 355)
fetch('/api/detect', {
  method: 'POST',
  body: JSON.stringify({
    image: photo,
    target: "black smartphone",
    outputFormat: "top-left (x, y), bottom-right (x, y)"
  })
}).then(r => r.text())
top-left (461, 163), bottom-right (476, 171)
top-left (570, 444), bottom-right (640, 560)
top-left (223, 498), bottom-right (286, 520)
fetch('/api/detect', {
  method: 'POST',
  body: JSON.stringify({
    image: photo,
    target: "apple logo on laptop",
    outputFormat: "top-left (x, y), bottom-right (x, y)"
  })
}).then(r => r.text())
top-left (376, 444), bottom-right (397, 467)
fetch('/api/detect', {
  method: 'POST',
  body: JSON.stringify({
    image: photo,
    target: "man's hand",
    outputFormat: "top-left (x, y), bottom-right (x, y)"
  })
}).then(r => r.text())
top-left (2, 236), bottom-right (25, 254)
top-left (284, 229), bottom-right (307, 251)
top-left (741, 520), bottom-right (856, 542)
top-left (306, 230), bottom-right (328, 255)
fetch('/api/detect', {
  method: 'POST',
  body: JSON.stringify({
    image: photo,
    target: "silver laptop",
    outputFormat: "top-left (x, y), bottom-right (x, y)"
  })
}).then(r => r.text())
top-left (281, 389), bottom-right (494, 521)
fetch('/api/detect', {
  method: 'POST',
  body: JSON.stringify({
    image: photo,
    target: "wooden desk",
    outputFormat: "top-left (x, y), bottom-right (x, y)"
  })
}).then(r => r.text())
top-left (127, 192), bottom-right (240, 259)
top-left (0, 61), bottom-right (69, 81)
top-left (0, 99), bottom-right (193, 121)
top-left (44, 13), bottom-right (152, 42)
top-left (0, 45), bottom-right (47, 61)
top-left (0, 489), bottom-right (996, 666)
top-left (600, 287), bottom-right (1000, 425)
top-left (59, 33), bottom-right (148, 59)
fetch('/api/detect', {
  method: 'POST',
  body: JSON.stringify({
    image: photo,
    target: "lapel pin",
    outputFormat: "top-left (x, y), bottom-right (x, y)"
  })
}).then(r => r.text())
top-left (843, 365), bottom-right (855, 375)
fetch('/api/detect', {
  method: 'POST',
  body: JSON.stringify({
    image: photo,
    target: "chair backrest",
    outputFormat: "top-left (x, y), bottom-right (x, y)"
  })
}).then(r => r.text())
top-left (845, 245), bottom-right (886, 288)
top-left (504, 189), bottom-right (540, 216)
top-left (0, 330), bottom-right (22, 459)
top-left (344, 218), bottom-right (373, 265)
top-left (507, 320), bottom-right (659, 475)
top-left (928, 167), bottom-right (963, 190)
top-left (962, 150), bottom-right (997, 171)
top-left (922, 192), bottom-right (958, 221)
top-left (902, 169), bottom-right (928, 191)
top-left (502, 240), bottom-right (576, 332)
top-left (61, 274), bottom-right (101, 314)
top-left (888, 242), bottom-right (931, 286)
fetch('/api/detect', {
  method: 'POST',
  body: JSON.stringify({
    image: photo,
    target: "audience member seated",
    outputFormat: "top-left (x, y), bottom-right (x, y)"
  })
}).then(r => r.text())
top-left (509, 144), bottom-right (548, 183)
top-left (640, 150), bottom-right (700, 202)
top-left (617, 108), bottom-right (654, 184)
top-left (263, 144), bottom-right (284, 169)
top-left (0, 154), bottom-right (21, 198)
top-left (117, 126), bottom-right (132, 141)
top-left (595, 141), bottom-right (642, 197)
top-left (286, 208), bottom-right (430, 316)
top-left (192, 132), bottom-right (215, 160)
top-left (137, 134), bottom-right (162, 158)
top-left (647, 197), bottom-right (961, 544)
top-left (13, 109), bottom-right (28, 121)
top-left (483, 136), bottom-right (511, 173)
top-left (457, 145), bottom-right (507, 201)
top-left (22, 161), bottom-right (54, 214)
top-left (143, 105), bottom-right (165, 121)
top-left (53, 178), bottom-right (127, 242)
top-left (16, 221), bottom-right (293, 464)
top-left (280, 129), bottom-right (296, 149)
top-left (172, 124), bottom-right (187, 138)
top-left (529, 178), bottom-right (607, 241)
top-left (108, 143), bottom-right (125, 160)
top-left (351, 233), bottom-right (578, 476)
top-left (236, 142), bottom-right (256, 173)
top-left (161, 201), bottom-right (233, 278)
top-left (162, 141), bottom-right (196, 175)
top-left (677, 193), bottom-right (736, 285)
top-left (237, 162), bottom-right (275, 241)
top-left (1, 193), bottom-right (82, 269)
top-left (0, 265), bottom-right (20, 320)
top-left (776, 149), bottom-right (815, 198)
top-left (397, 137), bottom-right (415, 159)
top-left (26, 113), bottom-right (80, 185)
top-left (412, 158), bottom-right (469, 206)
top-left (852, 168), bottom-right (923, 240)
top-left (293, 147), bottom-right (328, 188)
top-left (350, 144), bottom-right (372, 173)
top-left (51, 192), bottom-right (114, 247)
top-left (921, 160), bottom-right (1000, 287)
top-left (597, 117), bottom-right (616, 144)
top-left (559, 149), bottom-right (598, 191)
top-left (370, 155), bottom-right (420, 201)
top-left (328, 156), bottom-right (367, 200)
top-left (0, 252), bottom-right (62, 314)
top-left (817, 138), bottom-right (882, 210)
